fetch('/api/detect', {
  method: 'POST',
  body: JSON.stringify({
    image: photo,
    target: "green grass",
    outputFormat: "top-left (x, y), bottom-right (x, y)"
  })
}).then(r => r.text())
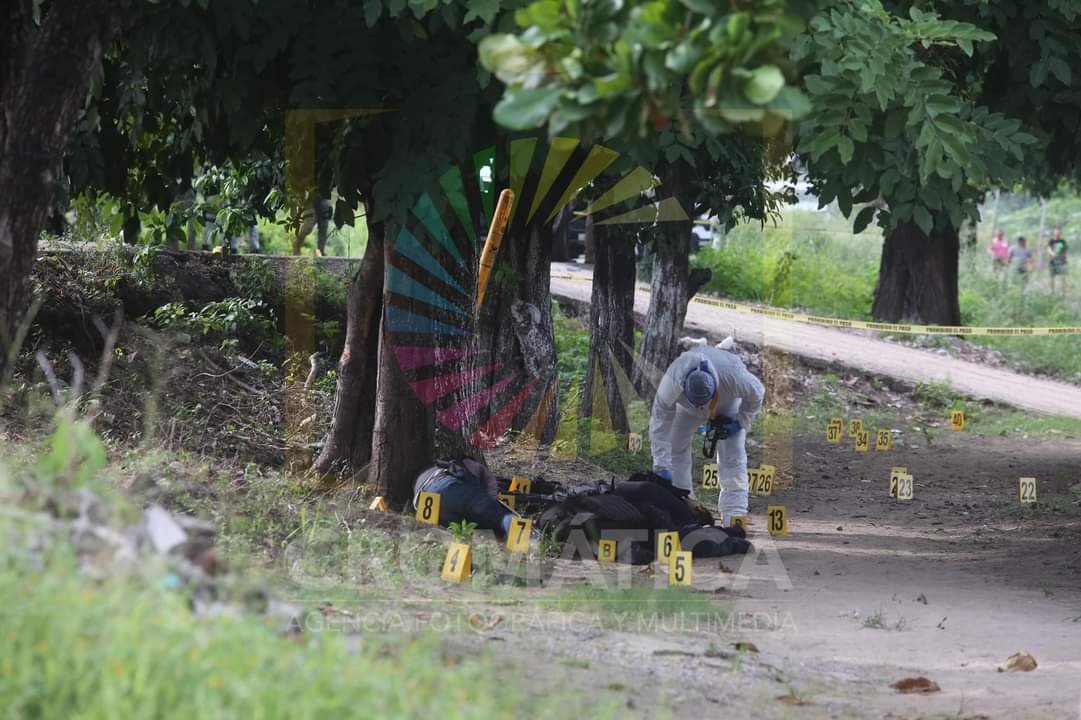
top-left (0, 418), bottom-right (621, 719)
top-left (256, 212), bottom-right (368, 257)
top-left (538, 586), bottom-right (721, 622)
top-left (976, 193), bottom-right (1081, 246)
top-left (693, 209), bottom-right (880, 320)
top-left (692, 205), bottom-right (1081, 380)
top-left (550, 304), bottom-right (655, 476)
top-left (0, 553), bottom-right (606, 719)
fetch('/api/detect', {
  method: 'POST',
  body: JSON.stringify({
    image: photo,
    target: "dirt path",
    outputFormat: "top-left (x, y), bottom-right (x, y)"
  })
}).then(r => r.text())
top-left (717, 430), bottom-right (1081, 718)
top-left (550, 262), bottom-right (1081, 420)
top-left (470, 431), bottom-right (1081, 719)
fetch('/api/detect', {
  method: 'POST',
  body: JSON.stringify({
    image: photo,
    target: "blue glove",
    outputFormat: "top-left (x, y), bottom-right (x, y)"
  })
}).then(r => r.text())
top-left (721, 419), bottom-right (741, 437)
top-left (653, 467), bottom-right (673, 482)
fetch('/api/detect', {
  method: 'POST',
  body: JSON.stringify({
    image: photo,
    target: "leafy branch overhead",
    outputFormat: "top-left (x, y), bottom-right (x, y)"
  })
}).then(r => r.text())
top-left (793, 0), bottom-right (1038, 235)
top-left (479, 0), bottom-right (810, 141)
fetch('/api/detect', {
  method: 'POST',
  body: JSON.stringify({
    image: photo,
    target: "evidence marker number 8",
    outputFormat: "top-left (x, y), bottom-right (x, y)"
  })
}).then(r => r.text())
top-left (416, 492), bottom-right (441, 526)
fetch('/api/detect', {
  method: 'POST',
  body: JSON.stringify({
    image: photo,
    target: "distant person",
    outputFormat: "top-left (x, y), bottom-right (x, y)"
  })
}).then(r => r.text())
top-left (990, 230), bottom-right (1008, 275)
top-left (1047, 227), bottom-right (1068, 294)
top-left (1007, 236), bottom-right (1033, 289)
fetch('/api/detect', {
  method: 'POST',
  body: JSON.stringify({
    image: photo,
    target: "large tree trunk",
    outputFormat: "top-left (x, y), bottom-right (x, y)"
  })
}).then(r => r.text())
top-left (368, 309), bottom-right (435, 506)
top-left (0, 0), bottom-right (127, 369)
top-left (583, 214), bottom-right (596, 265)
top-left (476, 222), bottom-right (560, 446)
top-left (312, 216), bottom-right (385, 478)
top-left (367, 203), bottom-right (481, 503)
top-left (580, 224), bottom-right (635, 434)
top-left (871, 220), bottom-right (961, 325)
top-left (632, 161), bottom-right (694, 404)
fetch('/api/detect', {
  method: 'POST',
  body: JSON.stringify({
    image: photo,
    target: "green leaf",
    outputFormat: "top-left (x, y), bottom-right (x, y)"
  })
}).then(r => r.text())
top-left (1030, 60), bottom-right (1049, 88)
top-left (957, 38), bottom-right (973, 57)
top-left (766, 86), bottom-right (811, 120)
top-left (880, 169), bottom-right (900, 196)
top-left (478, 35), bottom-right (537, 81)
top-left (680, 0), bottom-right (717, 14)
top-left (913, 204), bottom-right (934, 234)
top-left (895, 181), bottom-right (916, 203)
top-left (595, 73), bottom-right (633, 96)
top-left (853, 205), bottom-right (877, 234)
top-left (1049, 57), bottom-right (1071, 85)
top-left (742, 65), bottom-right (786, 105)
top-left (363, 0), bottom-right (382, 27)
top-left (666, 43), bottom-right (702, 74)
top-left (837, 186), bottom-right (853, 217)
top-left (884, 111), bottom-right (906, 139)
top-left (512, 0), bottom-right (560, 30)
top-left (804, 74), bottom-right (831, 95)
top-left (492, 87), bottom-right (561, 129)
top-left (837, 135), bottom-right (855, 164)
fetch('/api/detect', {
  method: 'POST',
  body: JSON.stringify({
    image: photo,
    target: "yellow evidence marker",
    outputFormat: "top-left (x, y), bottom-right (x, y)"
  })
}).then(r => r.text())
top-left (598, 539), bottom-right (617, 562)
top-left (416, 492), bottom-right (441, 525)
top-left (767, 506), bottom-right (788, 537)
top-left (895, 473), bottom-right (914, 501)
top-left (656, 531), bottom-right (680, 564)
top-left (669, 551), bottom-right (692, 586)
top-left (889, 467), bottom-right (908, 498)
top-left (627, 432), bottom-right (643, 453)
top-left (369, 496), bottom-right (388, 512)
top-left (731, 516), bottom-right (748, 531)
top-left (508, 476), bottom-right (532, 494)
top-left (506, 518), bottom-right (532, 553)
top-left (497, 493), bottom-right (516, 511)
top-left (749, 467), bottom-right (774, 496)
top-left (849, 418), bottom-right (864, 438)
top-left (875, 429), bottom-right (893, 451)
top-left (827, 418), bottom-right (844, 443)
top-left (760, 464), bottom-right (776, 494)
top-left (441, 542), bottom-right (471, 582)
top-left (701, 463), bottom-right (720, 489)
top-left (950, 410), bottom-right (965, 432)
top-left (854, 429), bottom-right (870, 453)
top-left (1019, 477), bottom-right (1037, 505)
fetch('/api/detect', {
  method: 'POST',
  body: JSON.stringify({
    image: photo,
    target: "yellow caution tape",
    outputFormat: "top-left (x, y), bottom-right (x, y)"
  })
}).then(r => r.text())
top-left (550, 274), bottom-right (1081, 337)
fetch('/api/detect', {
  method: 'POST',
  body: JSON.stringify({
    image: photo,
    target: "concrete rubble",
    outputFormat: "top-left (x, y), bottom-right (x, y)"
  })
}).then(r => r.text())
top-left (10, 486), bottom-right (306, 633)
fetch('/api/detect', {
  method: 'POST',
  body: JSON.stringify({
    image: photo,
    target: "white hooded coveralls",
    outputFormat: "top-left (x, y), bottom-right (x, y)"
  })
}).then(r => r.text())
top-left (648, 347), bottom-right (764, 524)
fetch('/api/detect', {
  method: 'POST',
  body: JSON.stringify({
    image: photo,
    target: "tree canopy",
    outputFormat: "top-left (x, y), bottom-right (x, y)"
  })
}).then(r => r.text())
top-left (478, 0), bottom-right (810, 141)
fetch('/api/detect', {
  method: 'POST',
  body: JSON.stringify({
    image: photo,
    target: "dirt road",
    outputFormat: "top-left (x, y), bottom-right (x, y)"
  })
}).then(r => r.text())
top-left (476, 431), bottom-right (1081, 719)
top-left (550, 262), bottom-right (1081, 420)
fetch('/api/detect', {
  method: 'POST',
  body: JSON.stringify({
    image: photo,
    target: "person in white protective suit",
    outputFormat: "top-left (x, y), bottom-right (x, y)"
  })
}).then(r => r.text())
top-left (648, 345), bottom-right (764, 525)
